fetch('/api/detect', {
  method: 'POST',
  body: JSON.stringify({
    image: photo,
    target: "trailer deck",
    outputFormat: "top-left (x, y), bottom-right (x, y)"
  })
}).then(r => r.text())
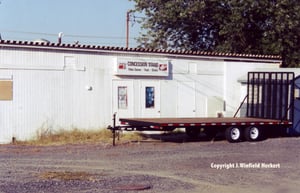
top-left (119, 117), bottom-right (292, 129)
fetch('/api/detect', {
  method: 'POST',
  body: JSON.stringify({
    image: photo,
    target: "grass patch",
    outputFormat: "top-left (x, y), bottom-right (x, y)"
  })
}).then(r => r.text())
top-left (39, 171), bottom-right (99, 181)
top-left (117, 131), bottom-right (146, 141)
top-left (15, 129), bottom-right (145, 146)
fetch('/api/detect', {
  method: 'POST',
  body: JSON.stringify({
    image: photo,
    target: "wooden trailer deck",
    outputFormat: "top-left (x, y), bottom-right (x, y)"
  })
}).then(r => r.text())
top-left (119, 117), bottom-right (292, 129)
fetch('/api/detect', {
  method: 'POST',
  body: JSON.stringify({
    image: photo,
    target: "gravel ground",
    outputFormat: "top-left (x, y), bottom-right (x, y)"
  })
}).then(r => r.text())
top-left (0, 134), bottom-right (300, 193)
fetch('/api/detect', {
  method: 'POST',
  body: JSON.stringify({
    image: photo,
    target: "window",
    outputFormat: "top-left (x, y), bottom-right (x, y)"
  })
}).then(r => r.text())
top-left (145, 86), bottom-right (155, 108)
top-left (0, 80), bottom-right (13, 100)
top-left (118, 86), bottom-right (128, 109)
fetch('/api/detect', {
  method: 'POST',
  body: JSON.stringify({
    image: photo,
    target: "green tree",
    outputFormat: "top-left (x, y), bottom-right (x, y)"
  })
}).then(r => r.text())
top-left (131, 0), bottom-right (300, 67)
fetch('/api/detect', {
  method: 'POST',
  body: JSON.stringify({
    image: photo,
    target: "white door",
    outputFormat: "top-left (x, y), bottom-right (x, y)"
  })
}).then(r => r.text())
top-left (177, 81), bottom-right (196, 117)
top-left (140, 81), bottom-right (161, 118)
top-left (160, 80), bottom-right (177, 117)
top-left (112, 80), bottom-right (134, 119)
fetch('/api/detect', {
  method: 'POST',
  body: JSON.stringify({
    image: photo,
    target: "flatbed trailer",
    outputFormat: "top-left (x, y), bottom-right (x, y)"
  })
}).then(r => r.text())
top-left (119, 117), bottom-right (291, 129)
top-left (117, 117), bottom-right (291, 143)
top-left (108, 72), bottom-right (300, 145)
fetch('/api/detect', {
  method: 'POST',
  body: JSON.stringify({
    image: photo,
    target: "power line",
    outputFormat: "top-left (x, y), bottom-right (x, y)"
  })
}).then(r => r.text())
top-left (0, 29), bottom-right (137, 40)
top-left (2, 33), bottom-right (139, 47)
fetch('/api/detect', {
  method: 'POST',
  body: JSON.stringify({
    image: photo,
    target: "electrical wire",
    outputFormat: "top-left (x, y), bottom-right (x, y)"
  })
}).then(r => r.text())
top-left (0, 29), bottom-right (137, 40)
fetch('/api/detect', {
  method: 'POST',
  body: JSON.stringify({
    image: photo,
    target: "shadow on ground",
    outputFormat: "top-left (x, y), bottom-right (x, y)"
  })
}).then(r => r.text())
top-left (133, 131), bottom-right (295, 144)
top-left (137, 132), bottom-right (225, 143)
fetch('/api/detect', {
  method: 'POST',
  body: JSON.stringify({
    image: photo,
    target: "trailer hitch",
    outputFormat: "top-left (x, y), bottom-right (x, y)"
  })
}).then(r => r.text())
top-left (107, 125), bottom-right (118, 146)
top-left (107, 113), bottom-right (119, 146)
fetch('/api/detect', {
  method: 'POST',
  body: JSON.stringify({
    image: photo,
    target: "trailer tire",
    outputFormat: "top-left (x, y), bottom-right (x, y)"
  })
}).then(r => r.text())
top-left (185, 127), bottom-right (200, 139)
top-left (225, 126), bottom-right (242, 143)
top-left (244, 126), bottom-right (261, 141)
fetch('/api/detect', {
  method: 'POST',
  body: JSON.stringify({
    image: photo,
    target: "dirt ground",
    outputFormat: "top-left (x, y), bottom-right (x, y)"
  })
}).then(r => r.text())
top-left (0, 134), bottom-right (300, 193)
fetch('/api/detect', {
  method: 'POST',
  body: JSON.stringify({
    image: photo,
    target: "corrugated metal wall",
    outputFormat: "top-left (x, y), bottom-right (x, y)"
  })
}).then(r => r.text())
top-left (0, 46), bottom-right (283, 143)
top-left (0, 48), bottom-right (114, 143)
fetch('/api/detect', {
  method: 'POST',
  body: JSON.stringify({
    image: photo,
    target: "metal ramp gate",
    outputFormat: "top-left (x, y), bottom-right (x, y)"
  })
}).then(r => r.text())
top-left (247, 72), bottom-right (295, 122)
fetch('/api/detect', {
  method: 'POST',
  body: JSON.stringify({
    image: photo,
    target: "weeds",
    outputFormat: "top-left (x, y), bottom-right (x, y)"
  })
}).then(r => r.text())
top-left (16, 129), bottom-right (145, 146)
top-left (39, 171), bottom-right (99, 181)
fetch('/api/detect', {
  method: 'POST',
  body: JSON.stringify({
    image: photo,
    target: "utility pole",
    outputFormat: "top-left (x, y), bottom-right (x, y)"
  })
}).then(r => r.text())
top-left (126, 10), bottom-right (132, 48)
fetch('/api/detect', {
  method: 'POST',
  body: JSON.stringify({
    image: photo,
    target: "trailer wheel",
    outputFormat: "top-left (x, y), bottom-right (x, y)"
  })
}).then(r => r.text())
top-left (244, 126), bottom-right (261, 141)
top-left (225, 126), bottom-right (242, 143)
top-left (185, 127), bottom-right (200, 138)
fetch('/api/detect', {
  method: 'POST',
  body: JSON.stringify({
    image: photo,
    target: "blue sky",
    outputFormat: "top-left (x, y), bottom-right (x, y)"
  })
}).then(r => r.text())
top-left (0, 0), bottom-right (142, 47)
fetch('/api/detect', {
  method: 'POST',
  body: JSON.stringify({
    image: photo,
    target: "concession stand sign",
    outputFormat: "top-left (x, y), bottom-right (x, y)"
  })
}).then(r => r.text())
top-left (114, 58), bottom-right (169, 76)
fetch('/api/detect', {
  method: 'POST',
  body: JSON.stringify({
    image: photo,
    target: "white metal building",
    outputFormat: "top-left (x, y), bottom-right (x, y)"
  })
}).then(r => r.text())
top-left (0, 40), bottom-right (282, 143)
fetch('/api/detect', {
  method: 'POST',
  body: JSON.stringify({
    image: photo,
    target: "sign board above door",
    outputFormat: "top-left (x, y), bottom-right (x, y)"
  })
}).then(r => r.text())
top-left (114, 58), bottom-right (169, 77)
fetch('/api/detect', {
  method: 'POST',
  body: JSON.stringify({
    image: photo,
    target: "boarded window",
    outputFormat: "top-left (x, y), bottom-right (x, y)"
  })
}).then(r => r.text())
top-left (0, 80), bottom-right (13, 100)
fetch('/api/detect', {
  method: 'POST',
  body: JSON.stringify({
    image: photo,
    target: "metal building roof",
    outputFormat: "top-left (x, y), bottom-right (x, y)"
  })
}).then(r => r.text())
top-left (0, 39), bottom-right (281, 61)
